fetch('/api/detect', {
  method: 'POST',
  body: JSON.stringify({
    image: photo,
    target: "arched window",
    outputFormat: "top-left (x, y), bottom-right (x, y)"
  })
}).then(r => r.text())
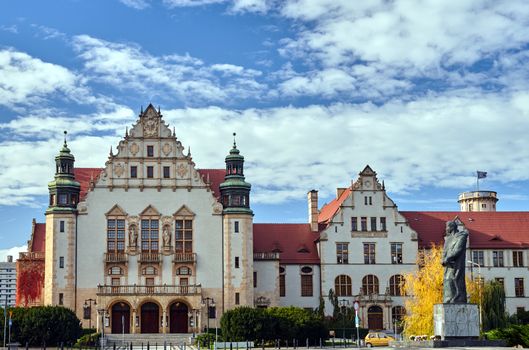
top-left (108, 266), bottom-right (123, 275)
top-left (142, 266), bottom-right (157, 275)
top-left (300, 266), bottom-right (313, 297)
top-left (335, 275), bottom-right (352, 296)
top-left (389, 275), bottom-right (405, 296)
top-left (362, 275), bottom-right (379, 295)
top-left (176, 266), bottom-right (192, 275)
top-left (392, 306), bottom-right (406, 322)
top-left (279, 266), bottom-right (286, 297)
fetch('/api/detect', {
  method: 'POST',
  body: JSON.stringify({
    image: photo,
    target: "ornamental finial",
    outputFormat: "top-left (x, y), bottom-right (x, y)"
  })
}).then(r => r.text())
top-left (233, 132), bottom-right (237, 148)
top-left (63, 130), bottom-right (68, 146)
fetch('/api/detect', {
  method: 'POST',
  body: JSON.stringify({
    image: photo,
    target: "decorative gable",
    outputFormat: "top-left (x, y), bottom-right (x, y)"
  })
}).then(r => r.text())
top-left (140, 205), bottom-right (160, 217)
top-left (173, 205), bottom-right (196, 217)
top-left (105, 204), bottom-right (127, 217)
top-left (352, 164), bottom-right (384, 191)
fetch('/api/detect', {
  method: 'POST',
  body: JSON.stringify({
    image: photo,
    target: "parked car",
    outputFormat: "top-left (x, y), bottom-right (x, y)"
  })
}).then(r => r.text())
top-left (364, 332), bottom-right (395, 347)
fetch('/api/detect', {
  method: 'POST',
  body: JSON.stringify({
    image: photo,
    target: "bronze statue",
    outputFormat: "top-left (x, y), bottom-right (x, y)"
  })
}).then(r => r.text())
top-left (441, 220), bottom-right (468, 303)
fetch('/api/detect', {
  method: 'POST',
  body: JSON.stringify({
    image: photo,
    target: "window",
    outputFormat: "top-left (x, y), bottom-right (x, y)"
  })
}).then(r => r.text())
top-left (493, 251), bottom-right (504, 267)
top-left (176, 266), bottom-right (191, 275)
top-left (482, 203), bottom-right (486, 209)
top-left (364, 196), bottom-right (368, 205)
top-left (111, 277), bottom-right (120, 286)
top-left (300, 266), bottom-right (313, 297)
top-left (363, 243), bottom-right (376, 264)
top-left (469, 204), bottom-right (473, 211)
top-left (141, 219), bottom-right (159, 252)
top-left (389, 275), bottom-right (404, 296)
top-left (371, 217), bottom-right (377, 231)
top-left (58, 193), bottom-right (68, 205)
top-left (361, 217), bottom-right (367, 231)
top-left (235, 292), bottom-right (240, 305)
top-left (335, 275), bottom-right (352, 296)
top-left (234, 221), bottom-right (239, 233)
top-left (392, 306), bottom-right (406, 323)
top-left (142, 266), bottom-right (157, 275)
top-left (380, 217), bottom-right (387, 231)
top-left (175, 219), bottom-right (193, 253)
top-left (147, 145), bottom-right (154, 157)
top-left (515, 278), bottom-right (525, 297)
top-left (163, 166), bottom-right (170, 178)
top-left (391, 243), bottom-right (403, 264)
top-left (108, 266), bottom-right (123, 275)
top-left (253, 271), bottom-right (257, 288)
top-left (513, 251), bottom-right (524, 267)
top-left (369, 196), bottom-right (372, 205)
top-left (279, 266), bottom-right (286, 297)
top-left (59, 293), bottom-right (63, 305)
top-left (351, 217), bottom-right (358, 231)
top-left (60, 220), bottom-right (65, 233)
top-left (235, 257), bottom-right (240, 268)
top-left (59, 256), bottom-right (64, 268)
top-left (472, 250), bottom-right (484, 266)
top-left (130, 166), bottom-right (137, 178)
top-left (336, 243), bottom-right (349, 264)
top-left (107, 219), bottom-right (126, 252)
top-left (362, 275), bottom-right (379, 295)
top-left (147, 166), bottom-right (154, 178)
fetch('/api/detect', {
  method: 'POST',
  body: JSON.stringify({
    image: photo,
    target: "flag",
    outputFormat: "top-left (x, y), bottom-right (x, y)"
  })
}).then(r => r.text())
top-left (477, 171), bottom-right (487, 179)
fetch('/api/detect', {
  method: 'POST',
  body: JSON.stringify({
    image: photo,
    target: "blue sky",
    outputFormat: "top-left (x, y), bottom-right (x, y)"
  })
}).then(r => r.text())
top-left (2, 0), bottom-right (529, 257)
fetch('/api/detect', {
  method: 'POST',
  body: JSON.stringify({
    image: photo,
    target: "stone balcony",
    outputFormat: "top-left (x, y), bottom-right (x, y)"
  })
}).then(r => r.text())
top-left (138, 252), bottom-right (162, 263)
top-left (173, 252), bottom-right (197, 263)
top-left (97, 284), bottom-right (201, 296)
top-left (19, 252), bottom-right (45, 260)
top-left (104, 252), bottom-right (128, 264)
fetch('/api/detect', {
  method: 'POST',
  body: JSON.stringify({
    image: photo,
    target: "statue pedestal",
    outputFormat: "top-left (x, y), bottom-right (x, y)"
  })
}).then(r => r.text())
top-left (434, 303), bottom-right (479, 339)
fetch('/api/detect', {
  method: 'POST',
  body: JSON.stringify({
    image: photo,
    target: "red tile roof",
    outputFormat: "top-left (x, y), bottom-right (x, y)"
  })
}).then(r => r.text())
top-left (402, 211), bottom-right (529, 249)
top-left (30, 223), bottom-right (46, 253)
top-left (318, 188), bottom-right (351, 224)
top-left (74, 168), bottom-right (103, 200)
top-left (197, 169), bottom-right (225, 198)
top-left (253, 224), bottom-right (320, 264)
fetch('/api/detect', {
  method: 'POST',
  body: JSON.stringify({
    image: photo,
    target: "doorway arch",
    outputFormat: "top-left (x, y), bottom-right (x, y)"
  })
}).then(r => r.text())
top-left (141, 302), bottom-right (160, 333)
top-left (111, 302), bottom-right (130, 334)
top-left (169, 302), bottom-right (189, 333)
top-left (367, 305), bottom-right (383, 330)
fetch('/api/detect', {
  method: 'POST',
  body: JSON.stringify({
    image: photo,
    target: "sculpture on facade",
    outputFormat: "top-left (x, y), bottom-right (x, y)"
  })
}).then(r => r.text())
top-left (163, 225), bottom-right (171, 247)
top-left (129, 224), bottom-right (138, 247)
top-left (441, 220), bottom-right (468, 303)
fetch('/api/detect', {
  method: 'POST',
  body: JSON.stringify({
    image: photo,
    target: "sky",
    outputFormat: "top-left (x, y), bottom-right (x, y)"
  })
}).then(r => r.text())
top-left (2, 0), bottom-right (529, 258)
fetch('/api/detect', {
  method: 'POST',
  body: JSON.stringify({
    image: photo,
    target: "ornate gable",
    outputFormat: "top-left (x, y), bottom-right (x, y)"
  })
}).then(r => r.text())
top-left (352, 164), bottom-right (384, 191)
top-left (105, 204), bottom-right (127, 217)
top-left (173, 205), bottom-right (196, 217)
top-left (140, 205), bottom-right (160, 217)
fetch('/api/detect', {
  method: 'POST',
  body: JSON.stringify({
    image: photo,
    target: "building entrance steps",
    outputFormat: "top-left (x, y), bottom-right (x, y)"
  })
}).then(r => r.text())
top-left (104, 333), bottom-right (194, 346)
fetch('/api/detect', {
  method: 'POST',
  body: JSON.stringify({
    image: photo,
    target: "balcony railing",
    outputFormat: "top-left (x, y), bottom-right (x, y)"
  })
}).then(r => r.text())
top-left (97, 284), bottom-right (201, 296)
top-left (139, 252), bottom-right (161, 263)
top-left (253, 252), bottom-right (280, 260)
top-left (105, 252), bottom-right (128, 263)
top-left (18, 252), bottom-right (45, 260)
top-left (173, 252), bottom-right (197, 263)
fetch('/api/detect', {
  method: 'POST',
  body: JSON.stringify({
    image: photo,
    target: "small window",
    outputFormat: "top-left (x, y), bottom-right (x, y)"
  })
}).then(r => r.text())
top-left (142, 266), bottom-right (157, 275)
top-left (59, 220), bottom-right (65, 233)
top-left (301, 266), bottom-right (313, 274)
top-left (371, 217), bottom-right (377, 231)
top-left (111, 277), bottom-right (120, 286)
top-left (163, 166), bottom-right (170, 178)
top-left (147, 166), bottom-right (154, 178)
top-left (147, 145), bottom-right (154, 157)
top-left (130, 166), bottom-right (137, 178)
top-left (58, 194), bottom-right (68, 205)
top-left (234, 221), bottom-right (239, 233)
top-left (59, 256), bottom-right (64, 268)
top-left (58, 293), bottom-right (64, 305)
top-left (253, 271), bottom-right (257, 288)
top-left (235, 257), bottom-right (240, 268)
top-left (369, 196), bottom-right (372, 205)
top-left (176, 266), bottom-right (191, 275)
top-left (351, 217), bottom-right (358, 231)
top-left (235, 292), bottom-right (240, 305)
top-left (380, 217), bottom-right (387, 231)
top-left (108, 266), bottom-right (123, 275)
top-left (364, 196), bottom-right (368, 205)
top-left (482, 203), bottom-right (486, 209)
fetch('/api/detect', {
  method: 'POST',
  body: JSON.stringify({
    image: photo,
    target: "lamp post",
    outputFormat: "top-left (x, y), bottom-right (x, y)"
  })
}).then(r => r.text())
top-left (201, 297), bottom-right (215, 347)
top-left (83, 298), bottom-right (97, 329)
top-left (468, 260), bottom-right (483, 334)
top-left (338, 299), bottom-right (349, 347)
top-left (98, 308), bottom-right (107, 347)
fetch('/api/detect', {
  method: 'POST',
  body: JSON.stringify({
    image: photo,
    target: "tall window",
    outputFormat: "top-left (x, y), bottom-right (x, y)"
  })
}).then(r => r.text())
top-left (362, 275), bottom-right (379, 295)
top-left (391, 243), bottom-right (403, 264)
top-left (336, 243), bottom-right (349, 264)
top-left (234, 221), bottom-right (239, 233)
top-left (335, 275), bottom-right (352, 296)
top-left (361, 217), bottom-right (368, 231)
top-left (130, 166), bottom-right (137, 178)
top-left (363, 243), bottom-right (376, 264)
top-left (493, 251), bottom-right (504, 267)
top-left (279, 266), bottom-right (286, 297)
top-left (107, 218), bottom-right (125, 252)
top-left (515, 278), bottom-right (525, 297)
top-left (351, 217), bottom-right (358, 231)
top-left (147, 145), bottom-right (154, 157)
top-left (389, 275), bottom-right (404, 296)
top-left (380, 217), bottom-right (387, 231)
top-left (235, 292), bottom-right (240, 305)
top-left (370, 217), bottom-right (377, 231)
top-left (253, 271), bottom-right (257, 288)
top-left (235, 257), bottom-right (240, 268)
top-left (146, 166), bottom-right (154, 178)
top-left (392, 306), bottom-right (406, 323)
top-left (60, 220), bottom-right (65, 233)
top-left (141, 219), bottom-right (159, 252)
top-left (472, 250), bottom-right (484, 266)
top-left (59, 256), bottom-right (64, 268)
top-left (163, 166), bottom-right (170, 178)
top-left (513, 251), bottom-right (524, 267)
top-left (300, 266), bottom-right (313, 297)
top-left (175, 219), bottom-right (193, 253)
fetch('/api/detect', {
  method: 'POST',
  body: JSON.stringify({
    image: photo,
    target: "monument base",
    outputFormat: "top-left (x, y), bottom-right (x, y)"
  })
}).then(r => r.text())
top-left (433, 303), bottom-right (479, 339)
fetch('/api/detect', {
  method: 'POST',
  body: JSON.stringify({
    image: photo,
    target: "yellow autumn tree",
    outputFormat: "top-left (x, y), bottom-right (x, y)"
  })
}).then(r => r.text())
top-left (402, 245), bottom-right (479, 336)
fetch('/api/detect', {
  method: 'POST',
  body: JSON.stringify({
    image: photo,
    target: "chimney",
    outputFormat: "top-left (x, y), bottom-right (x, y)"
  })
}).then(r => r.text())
top-left (336, 188), bottom-right (346, 199)
top-left (308, 190), bottom-right (319, 232)
top-left (7, 255), bottom-right (13, 263)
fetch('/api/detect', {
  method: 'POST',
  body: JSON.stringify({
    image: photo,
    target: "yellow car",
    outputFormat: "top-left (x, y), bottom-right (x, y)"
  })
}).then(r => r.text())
top-left (364, 332), bottom-right (395, 347)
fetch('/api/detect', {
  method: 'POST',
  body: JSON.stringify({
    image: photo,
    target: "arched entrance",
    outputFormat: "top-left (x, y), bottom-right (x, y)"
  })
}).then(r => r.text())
top-left (169, 302), bottom-right (189, 333)
top-left (141, 302), bottom-right (160, 333)
top-left (367, 305), bottom-right (383, 330)
top-left (111, 302), bottom-right (130, 334)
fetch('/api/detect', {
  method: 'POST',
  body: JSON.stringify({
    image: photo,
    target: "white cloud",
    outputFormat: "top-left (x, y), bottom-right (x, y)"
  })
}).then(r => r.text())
top-left (0, 245), bottom-right (27, 263)
top-left (119, 0), bottom-right (151, 9)
top-left (163, 0), bottom-right (226, 7)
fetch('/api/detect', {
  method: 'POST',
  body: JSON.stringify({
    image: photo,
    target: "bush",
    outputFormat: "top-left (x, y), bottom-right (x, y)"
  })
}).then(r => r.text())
top-left (485, 325), bottom-right (529, 347)
top-left (75, 333), bottom-right (100, 347)
top-left (196, 333), bottom-right (216, 347)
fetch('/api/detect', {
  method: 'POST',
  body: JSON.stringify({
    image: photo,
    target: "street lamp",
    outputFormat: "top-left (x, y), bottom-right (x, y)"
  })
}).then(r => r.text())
top-left (338, 299), bottom-right (350, 348)
top-left (83, 298), bottom-right (97, 329)
top-left (201, 297), bottom-right (215, 347)
top-left (98, 308), bottom-right (107, 347)
top-left (468, 260), bottom-right (483, 334)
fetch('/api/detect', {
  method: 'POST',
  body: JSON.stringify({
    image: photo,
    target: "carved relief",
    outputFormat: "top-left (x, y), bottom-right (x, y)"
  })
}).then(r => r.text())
top-left (114, 163), bottom-right (124, 177)
top-left (162, 143), bottom-right (172, 156)
top-left (143, 110), bottom-right (159, 137)
top-left (130, 143), bottom-right (139, 156)
top-left (213, 202), bottom-right (223, 214)
top-left (176, 163), bottom-right (187, 178)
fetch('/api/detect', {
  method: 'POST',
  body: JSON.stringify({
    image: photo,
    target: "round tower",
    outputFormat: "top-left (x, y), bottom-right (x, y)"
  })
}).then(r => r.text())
top-left (458, 190), bottom-right (498, 212)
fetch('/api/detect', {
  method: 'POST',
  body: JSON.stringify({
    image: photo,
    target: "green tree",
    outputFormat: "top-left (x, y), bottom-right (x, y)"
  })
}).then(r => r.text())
top-left (482, 280), bottom-right (507, 331)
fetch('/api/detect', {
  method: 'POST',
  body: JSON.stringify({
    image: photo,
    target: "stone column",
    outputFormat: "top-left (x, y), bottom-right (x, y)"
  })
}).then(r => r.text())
top-left (162, 309), bottom-right (167, 334)
top-left (132, 309), bottom-right (137, 334)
